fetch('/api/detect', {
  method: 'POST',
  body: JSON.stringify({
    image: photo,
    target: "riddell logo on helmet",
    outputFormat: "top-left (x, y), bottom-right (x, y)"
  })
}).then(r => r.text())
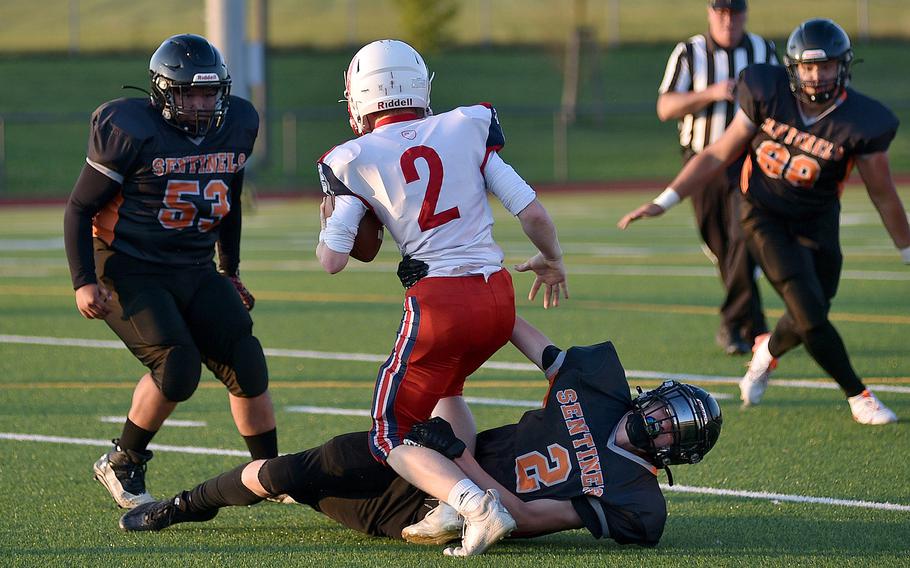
top-left (377, 98), bottom-right (413, 110)
top-left (192, 73), bottom-right (220, 82)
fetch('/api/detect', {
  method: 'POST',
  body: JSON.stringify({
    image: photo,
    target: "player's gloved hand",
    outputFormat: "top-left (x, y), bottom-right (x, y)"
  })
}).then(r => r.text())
top-left (397, 255), bottom-right (429, 288)
top-left (403, 417), bottom-right (466, 459)
top-left (226, 274), bottom-right (255, 311)
top-left (900, 246), bottom-right (910, 264)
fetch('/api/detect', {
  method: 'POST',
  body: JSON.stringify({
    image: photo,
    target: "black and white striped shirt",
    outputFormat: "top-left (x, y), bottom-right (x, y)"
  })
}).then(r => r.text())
top-left (659, 33), bottom-right (778, 153)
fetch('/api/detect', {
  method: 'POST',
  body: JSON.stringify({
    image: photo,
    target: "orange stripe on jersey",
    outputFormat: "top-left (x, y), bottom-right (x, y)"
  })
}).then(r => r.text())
top-left (740, 154), bottom-right (753, 194)
top-left (92, 190), bottom-right (124, 246)
top-left (837, 157), bottom-right (855, 198)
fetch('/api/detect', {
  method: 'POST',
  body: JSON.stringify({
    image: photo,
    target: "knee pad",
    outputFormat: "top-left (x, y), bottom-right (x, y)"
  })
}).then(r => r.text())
top-left (258, 453), bottom-right (307, 497)
top-left (220, 335), bottom-right (269, 397)
top-left (155, 344), bottom-right (202, 402)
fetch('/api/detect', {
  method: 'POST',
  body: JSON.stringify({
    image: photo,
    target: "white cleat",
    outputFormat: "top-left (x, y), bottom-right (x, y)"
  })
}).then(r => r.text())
top-left (848, 390), bottom-right (898, 425)
top-left (402, 502), bottom-right (463, 545)
top-left (93, 444), bottom-right (155, 509)
top-left (443, 489), bottom-right (516, 557)
top-left (740, 333), bottom-right (777, 406)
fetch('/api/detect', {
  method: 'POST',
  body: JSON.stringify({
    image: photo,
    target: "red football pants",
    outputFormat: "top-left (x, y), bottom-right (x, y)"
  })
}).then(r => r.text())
top-left (369, 269), bottom-right (515, 462)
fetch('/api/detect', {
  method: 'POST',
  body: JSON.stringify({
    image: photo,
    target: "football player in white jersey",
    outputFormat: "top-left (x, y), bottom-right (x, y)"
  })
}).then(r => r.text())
top-left (316, 39), bottom-right (568, 556)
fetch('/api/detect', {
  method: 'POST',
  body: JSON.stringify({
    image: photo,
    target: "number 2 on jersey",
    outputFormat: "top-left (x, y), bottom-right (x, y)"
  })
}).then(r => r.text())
top-left (515, 444), bottom-right (572, 493)
top-left (400, 145), bottom-right (461, 231)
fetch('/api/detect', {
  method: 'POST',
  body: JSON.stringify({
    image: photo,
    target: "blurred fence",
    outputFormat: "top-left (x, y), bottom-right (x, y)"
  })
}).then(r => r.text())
top-left (2, 0), bottom-right (910, 54)
top-left (0, 105), bottom-right (666, 195)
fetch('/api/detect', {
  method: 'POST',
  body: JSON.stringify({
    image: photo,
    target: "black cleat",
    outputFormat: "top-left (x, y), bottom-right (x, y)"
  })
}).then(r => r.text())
top-left (715, 326), bottom-right (750, 356)
top-left (119, 494), bottom-right (218, 532)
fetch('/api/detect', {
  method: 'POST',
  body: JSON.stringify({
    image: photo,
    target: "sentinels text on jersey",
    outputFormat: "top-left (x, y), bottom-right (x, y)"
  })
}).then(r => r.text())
top-left (474, 342), bottom-right (667, 546)
top-left (86, 96), bottom-right (258, 266)
top-left (318, 103), bottom-right (536, 278)
top-left (737, 64), bottom-right (898, 219)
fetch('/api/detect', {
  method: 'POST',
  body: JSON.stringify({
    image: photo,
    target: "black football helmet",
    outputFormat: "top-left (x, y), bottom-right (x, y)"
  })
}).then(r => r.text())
top-left (149, 34), bottom-right (231, 136)
top-left (783, 18), bottom-right (853, 104)
top-left (629, 380), bottom-right (722, 468)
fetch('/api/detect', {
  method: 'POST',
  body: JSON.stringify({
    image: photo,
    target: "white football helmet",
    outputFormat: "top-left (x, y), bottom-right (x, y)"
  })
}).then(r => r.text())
top-left (343, 39), bottom-right (433, 135)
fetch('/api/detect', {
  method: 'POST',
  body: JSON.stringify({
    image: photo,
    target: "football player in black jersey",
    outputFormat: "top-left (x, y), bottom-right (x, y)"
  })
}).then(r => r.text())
top-left (117, 317), bottom-right (722, 557)
top-left (619, 19), bottom-right (910, 425)
top-left (63, 34), bottom-right (278, 509)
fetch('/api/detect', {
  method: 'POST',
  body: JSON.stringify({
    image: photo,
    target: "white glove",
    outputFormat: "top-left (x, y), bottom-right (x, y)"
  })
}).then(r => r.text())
top-left (901, 246), bottom-right (910, 264)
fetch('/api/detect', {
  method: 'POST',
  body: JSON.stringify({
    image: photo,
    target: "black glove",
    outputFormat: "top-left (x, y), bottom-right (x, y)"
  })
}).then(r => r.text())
top-left (397, 255), bottom-right (429, 288)
top-left (404, 417), bottom-right (466, 459)
top-left (226, 273), bottom-right (255, 311)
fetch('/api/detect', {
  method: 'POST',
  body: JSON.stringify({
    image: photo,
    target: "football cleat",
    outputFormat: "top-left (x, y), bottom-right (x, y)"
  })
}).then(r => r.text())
top-left (119, 494), bottom-right (217, 532)
top-left (739, 333), bottom-right (777, 406)
top-left (848, 390), bottom-right (898, 425)
top-left (716, 326), bottom-right (750, 356)
top-left (93, 440), bottom-right (155, 509)
top-left (402, 502), bottom-right (463, 545)
top-left (443, 489), bottom-right (515, 557)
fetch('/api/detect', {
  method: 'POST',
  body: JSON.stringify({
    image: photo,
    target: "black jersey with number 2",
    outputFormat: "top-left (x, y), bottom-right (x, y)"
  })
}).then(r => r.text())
top-left (474, 342), bottom-right (667, 546)
top-left (737, 64), bottom-right (898, 220)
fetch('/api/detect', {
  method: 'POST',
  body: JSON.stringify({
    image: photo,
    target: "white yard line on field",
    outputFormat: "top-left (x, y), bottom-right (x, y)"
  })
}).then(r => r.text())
top-left (1, 432), bottom-right (907, 512)
top-left (99, 416), bottom-right (206, 427)
top-left (1, 334), bottom-right (908, 394)
top-left (2, 251), bottom-right (909, 281)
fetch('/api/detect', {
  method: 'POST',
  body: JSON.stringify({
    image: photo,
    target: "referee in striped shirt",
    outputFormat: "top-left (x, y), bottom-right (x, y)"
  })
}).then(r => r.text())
top-left (657, 0), bottom-right (775, 355)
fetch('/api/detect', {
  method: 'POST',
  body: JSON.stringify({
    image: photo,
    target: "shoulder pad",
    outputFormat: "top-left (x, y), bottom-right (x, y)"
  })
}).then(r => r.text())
top-left (91, 98), bottom-right (158, 142)
top-left (320, 141), bottom-right (361, 169)
top-left (225, 95), bottom-right (260, 131)
top-left (455, 103), bottom-right (505, 150)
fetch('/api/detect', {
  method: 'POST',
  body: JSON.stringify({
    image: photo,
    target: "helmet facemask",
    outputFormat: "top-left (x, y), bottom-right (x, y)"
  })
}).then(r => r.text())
top-left (784, 19), bottom-right (854, 105)
top-left (148, 34), bottom-right (232, 137)
top-left (341, 39), bottom-right (433, 136)
top-left (151, 75), bottom-right (231, 137)
top-left (784, 53), bottom-right (852, 105)
top-left (628, 381), bottom-right (723, 473)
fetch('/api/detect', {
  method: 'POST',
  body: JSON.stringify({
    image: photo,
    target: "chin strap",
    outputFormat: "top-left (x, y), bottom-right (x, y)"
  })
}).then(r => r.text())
top-left (122, 84), bottom-right (152, 96)
top-left (664, 465), bottom-right (674, 487)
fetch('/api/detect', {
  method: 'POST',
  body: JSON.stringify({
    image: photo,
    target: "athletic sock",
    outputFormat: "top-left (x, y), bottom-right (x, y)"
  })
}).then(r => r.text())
top-left (118, 418), bottom-right (156, 452)
top-left (749, 336), bottom-right (774, 371)
top-left (243, 428), bottom-right (278, 459)
top-left (447, 479), bottom-right (485, 519)
top-left (182, 462), bottom-right (263, 514)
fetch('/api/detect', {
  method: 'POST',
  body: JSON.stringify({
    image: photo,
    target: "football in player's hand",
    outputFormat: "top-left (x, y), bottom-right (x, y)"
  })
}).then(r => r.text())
top-left (350, 210), bottom-right (384, 262)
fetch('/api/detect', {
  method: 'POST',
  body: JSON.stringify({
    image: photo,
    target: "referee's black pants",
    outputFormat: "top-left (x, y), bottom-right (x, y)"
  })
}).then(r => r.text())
top-left (686, 154), bottom-right (767, 340)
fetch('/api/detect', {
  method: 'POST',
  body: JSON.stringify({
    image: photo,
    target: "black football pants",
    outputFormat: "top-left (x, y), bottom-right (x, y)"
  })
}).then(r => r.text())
top-left (741, 199), bottom-right (865, 397)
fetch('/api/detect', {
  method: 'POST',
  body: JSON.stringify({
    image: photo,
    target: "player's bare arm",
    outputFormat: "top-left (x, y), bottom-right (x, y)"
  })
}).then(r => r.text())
top-left (514, 199), bottom-right (568, 309)
top-left (618, 110), bottom-right (756, 229)
top-left (509, 316), bottom-right (554, 371)
top-left (656, 80), bottom-right (736, 122)
top-left (452, 450), bottom-right (583, 536)
top-left (856, 151), bottom-right (910, 259)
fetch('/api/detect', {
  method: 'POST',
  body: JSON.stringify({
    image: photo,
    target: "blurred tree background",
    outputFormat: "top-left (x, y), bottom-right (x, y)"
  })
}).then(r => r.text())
top-left (1, 0), bottom-right (909, 196)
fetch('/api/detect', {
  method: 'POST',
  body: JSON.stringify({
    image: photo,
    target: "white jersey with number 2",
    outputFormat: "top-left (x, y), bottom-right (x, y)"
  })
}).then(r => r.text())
top-left (318, 103), bottom-right (536, 278)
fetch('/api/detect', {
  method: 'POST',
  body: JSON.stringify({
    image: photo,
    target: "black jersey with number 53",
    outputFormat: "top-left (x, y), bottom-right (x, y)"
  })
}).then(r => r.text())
top-left (473, 342), bottom-right (667, 546)
top-left (736, 64), bottom-right (898, 220)
top-left (86, 96), bottom-right (258, 265)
